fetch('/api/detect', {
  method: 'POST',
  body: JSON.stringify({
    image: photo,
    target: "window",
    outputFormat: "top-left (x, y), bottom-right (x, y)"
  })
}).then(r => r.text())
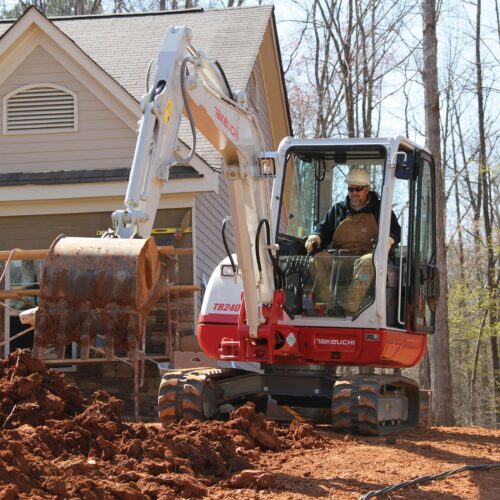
top-left (278, 149), bottom-right (386, 240)
top-left (276, 147), bottom-right (387, 319)
top-left (414, 159), bottom-right (437, 330)
top-left (3, 84), bottom-right (77, 135)
top-left (3, 259), bottom-right (43, 357)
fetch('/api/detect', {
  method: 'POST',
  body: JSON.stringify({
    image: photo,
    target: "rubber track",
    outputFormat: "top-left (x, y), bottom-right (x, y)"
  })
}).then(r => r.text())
top-left (332, 375), bottom-right (419, 436)
top-left (157, 367), bottom-right (232, 423)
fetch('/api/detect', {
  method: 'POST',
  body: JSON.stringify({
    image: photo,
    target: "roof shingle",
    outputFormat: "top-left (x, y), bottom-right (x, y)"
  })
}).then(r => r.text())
top-left (0, 6), bottom-right (273, 101)
top-left (0, 165), bottom-right (201, 186)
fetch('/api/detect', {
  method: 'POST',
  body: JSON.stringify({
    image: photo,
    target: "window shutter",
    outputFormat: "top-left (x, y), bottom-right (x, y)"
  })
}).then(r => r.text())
top-left (3, 85), bottom-right (77, 134)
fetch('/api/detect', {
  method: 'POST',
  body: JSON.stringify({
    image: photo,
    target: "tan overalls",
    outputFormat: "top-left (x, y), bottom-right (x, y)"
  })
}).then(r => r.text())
top-left (331, 212), bottom-right (378, 255)
top-left (314, 213), bottom-right (378, 315)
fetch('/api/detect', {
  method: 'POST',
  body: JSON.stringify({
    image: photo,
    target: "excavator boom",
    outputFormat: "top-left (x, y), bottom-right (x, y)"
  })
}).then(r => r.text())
top-left (31, 25), bottom-right (277, 359)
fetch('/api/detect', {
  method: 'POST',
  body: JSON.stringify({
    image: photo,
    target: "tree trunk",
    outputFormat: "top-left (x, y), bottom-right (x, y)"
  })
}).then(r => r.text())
top-left (451, 131), bottom-right (465, 282)
top-left (495, 0), bottom-right (500, 44)
top-left (317, 0), bottom-right (356, 137)
top-left (475, 0), bottom-right (500, 428)
top-left (422, 0), bottom-right (454, 425)
top-left (344, 0), bottom-right (355, 137)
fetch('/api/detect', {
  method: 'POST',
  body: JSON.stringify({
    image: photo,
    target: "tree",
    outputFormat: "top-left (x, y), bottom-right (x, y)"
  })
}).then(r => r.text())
top-left (1, 0), bottom-right (103, 17)
top-left (287, 0), bottom-right (418, 139)
top-left (474, 0), bottom-right (500, 427)
top-left (422, 0), bottom-right (454, 425)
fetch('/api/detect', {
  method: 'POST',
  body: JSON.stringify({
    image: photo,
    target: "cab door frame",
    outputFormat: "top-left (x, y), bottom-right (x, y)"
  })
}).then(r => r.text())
top-left (410, 150), bottom-right (439, 333)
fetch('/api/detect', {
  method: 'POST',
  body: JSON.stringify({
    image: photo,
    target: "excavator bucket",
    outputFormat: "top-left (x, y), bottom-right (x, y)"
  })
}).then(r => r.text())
top-left (32, 235), bottom-right (166, 360)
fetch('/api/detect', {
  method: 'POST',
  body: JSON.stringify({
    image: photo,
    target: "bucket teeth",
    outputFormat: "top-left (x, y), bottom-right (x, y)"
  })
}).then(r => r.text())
top-left (33, 236), bottom-right (165, 360)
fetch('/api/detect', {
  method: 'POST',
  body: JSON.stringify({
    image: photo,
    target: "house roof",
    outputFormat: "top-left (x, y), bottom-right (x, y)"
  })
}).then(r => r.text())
top-left (0, 165), bottom-right (201, 186)
top-left (0, 6), bottom-right (274, 101)
top-left (0, 6), bottom-right (279, 189)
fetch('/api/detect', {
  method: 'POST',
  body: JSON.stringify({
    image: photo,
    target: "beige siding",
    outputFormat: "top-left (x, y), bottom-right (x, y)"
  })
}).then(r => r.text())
top-left (0, 45), bottom-right (136, 173)
top-left (248, 59), bottom-right (273, 151)
top-left (0, 212), bottom-right (111, 250)
top-left (194, 174), bottom-right (232, 305)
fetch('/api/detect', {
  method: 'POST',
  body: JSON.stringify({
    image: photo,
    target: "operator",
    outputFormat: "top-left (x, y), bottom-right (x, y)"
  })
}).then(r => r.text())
top-left (304, 168), bottom-right (401, 315)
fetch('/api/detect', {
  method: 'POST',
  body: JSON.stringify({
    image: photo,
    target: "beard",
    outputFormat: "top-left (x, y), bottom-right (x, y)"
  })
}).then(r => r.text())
top-left (350, 196), bottom-right (365, 210)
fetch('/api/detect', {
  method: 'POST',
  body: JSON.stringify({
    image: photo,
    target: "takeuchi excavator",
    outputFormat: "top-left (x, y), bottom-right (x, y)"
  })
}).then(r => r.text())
top-left (31, 26), bottom-right (440, 435)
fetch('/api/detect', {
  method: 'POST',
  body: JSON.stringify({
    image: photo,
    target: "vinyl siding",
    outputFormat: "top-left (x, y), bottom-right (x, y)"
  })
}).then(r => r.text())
top-left (194, 174), bottom-right (232, 307)
top-left (0, 212), bottom-right (113, 250)
top-left (248, 59), bottom-right (274, 150)
top-left (0, 45), bottom-right (136, 173)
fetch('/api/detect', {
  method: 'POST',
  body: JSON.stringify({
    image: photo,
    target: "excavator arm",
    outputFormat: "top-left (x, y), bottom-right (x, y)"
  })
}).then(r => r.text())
top-left (113, 25), bottom-right (277, 337)
top-left (31, 25), bottom-right (278, 361)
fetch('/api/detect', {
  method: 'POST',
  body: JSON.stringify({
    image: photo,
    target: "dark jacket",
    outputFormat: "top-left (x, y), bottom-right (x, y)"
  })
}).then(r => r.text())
top-left (313, 191), bottom-right (401, 250)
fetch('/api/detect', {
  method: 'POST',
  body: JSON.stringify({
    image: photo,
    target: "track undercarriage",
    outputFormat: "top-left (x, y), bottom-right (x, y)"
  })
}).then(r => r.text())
top-left (158, 366), bottom-right (420, 436)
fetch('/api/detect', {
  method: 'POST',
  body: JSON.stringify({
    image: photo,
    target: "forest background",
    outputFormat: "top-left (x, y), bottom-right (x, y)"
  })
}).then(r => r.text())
top-left (1, 0), bottom-right (499, 429)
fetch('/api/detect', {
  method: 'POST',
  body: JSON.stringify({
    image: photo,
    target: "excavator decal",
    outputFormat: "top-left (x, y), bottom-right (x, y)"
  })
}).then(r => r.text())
top-left (212, 303), bottom-right (241, 312)
top-left (215, 105), bottom-right (240, 140)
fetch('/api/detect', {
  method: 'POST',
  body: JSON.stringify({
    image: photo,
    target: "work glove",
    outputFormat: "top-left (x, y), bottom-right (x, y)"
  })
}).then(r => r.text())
top-left (305, 234), bottom-right (321, 254)
top-left (388, 237), bottom-right (395, 249)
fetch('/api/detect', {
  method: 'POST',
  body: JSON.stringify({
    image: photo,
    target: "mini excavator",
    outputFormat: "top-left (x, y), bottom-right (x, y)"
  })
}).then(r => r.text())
top-left (31, 26), bottom-right (439, 435)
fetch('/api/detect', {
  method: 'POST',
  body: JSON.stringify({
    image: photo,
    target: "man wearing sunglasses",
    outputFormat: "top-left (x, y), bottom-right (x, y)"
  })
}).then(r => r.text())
top-left (305, 168), bottom-right (400, 254)
top-left (304, 168), bottom-right (401, 315)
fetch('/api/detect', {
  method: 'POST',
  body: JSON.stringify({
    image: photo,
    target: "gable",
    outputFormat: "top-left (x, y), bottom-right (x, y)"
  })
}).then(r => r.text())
top-left (1, 6), bottom-right (290, 151)
top-left (0, 44), bottom-right (137, 174)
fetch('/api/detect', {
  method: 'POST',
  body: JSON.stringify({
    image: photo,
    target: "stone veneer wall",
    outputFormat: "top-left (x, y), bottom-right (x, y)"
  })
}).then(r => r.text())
top-left (63, 291), bottom-right (196, 421)
top-left (65, 361), bottom-right (161, 420)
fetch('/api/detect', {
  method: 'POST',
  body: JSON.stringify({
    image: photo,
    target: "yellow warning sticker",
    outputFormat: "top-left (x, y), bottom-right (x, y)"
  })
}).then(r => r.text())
top-left (164, 98), bottom-right (173, 125)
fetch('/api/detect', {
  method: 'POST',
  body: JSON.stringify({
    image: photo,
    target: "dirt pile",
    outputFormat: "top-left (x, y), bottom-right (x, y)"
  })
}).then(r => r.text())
top-left (0, 349), bottom-right (86, 428)
top-left (0, 350), bottom-right (326, 498)
top-left (1, 350), bottom-right (498, 499)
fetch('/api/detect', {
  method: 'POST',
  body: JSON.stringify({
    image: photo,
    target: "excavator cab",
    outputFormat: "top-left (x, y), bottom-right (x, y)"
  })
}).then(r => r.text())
top-left (274, 139), bottom-right (439, 335)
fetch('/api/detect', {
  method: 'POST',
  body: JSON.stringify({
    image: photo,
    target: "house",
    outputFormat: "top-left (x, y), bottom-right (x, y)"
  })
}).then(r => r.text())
top-left (0, 6), bottom-right (291, 416)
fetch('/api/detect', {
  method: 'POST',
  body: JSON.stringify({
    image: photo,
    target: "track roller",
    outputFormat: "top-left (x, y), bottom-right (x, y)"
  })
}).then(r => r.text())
top-left (332, 374), bottom-right (420, 436)
top-left (158, 367), bottom-right (235, 423)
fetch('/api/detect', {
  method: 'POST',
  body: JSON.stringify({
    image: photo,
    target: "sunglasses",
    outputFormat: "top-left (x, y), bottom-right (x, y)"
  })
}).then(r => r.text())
top-left (347, 186), bottom-right (367, 193)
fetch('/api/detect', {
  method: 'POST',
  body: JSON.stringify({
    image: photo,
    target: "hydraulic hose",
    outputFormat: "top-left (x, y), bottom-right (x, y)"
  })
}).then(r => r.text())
top-left (167, 56), bottom-right (196, 168)
top-left (255, 218), bottom-right (285, 290)
top-left (221, 216), bottom-right (237, 276)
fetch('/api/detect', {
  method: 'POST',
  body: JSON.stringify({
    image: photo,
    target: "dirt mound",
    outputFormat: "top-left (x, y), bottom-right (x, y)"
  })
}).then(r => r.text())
top-left (0, 349), bottom-right (86, 428)
top-left (0, 350), bottom-right (326, 498)
top-left (1, 350), bottom-right (498, 499)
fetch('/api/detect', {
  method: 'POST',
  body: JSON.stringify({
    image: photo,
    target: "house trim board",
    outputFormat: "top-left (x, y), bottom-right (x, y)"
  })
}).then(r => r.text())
top-left (0, 191), bottom-right (194, 217)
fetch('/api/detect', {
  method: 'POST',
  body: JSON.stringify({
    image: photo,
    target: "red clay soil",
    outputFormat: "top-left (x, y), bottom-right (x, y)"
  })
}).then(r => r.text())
top-left (0, 350), bottom-right (499, 499)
